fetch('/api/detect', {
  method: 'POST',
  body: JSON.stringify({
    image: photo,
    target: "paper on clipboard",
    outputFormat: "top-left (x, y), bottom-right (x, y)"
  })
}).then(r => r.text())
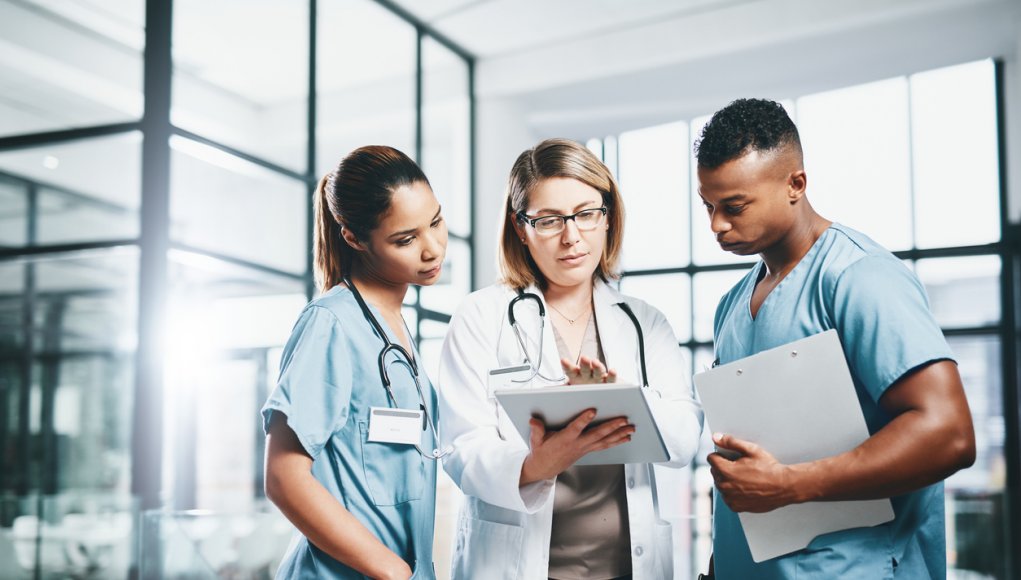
top-left (693, 330), bottom-right (895, 562)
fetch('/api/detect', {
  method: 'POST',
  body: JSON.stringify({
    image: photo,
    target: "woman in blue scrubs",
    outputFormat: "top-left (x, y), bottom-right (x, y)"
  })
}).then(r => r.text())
top-left (262, 145), bottom-right (447, 579)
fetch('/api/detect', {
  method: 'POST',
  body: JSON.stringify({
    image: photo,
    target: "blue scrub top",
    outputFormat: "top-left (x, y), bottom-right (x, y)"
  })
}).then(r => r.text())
top-left (261, 286), bottom-right (438, 579)
top-left (712, 224), bottom-right (954, 580)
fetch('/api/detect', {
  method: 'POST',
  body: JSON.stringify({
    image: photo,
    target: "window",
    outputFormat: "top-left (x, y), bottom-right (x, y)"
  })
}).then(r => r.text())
top-left (0, 2), bottom-right (475, 576)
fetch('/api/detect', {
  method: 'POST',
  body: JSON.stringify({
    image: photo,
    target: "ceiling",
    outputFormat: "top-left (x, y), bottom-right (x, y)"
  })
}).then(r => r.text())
top-left (387, 0), bottom-right (751, 58)
top-left (3, 0), bottom-right (1018, 142)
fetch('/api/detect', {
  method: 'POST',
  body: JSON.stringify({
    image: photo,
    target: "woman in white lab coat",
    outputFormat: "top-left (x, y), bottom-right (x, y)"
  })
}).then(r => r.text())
top-left (438, 138), bottom-right (704, 580)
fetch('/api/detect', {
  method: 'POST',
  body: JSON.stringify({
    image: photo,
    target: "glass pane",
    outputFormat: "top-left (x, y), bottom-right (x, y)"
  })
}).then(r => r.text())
top-left (692, 346), bottom-right (716, 376)
top-left (915, 256), bottom-right (1001, 329)
top-left (0, 1), bottom-right (144, 137)
top-left (692, 344), bottom-right (720, 463)
top-left (422, 38), bottom-right (471, 238)
top-left (690, 115), bottom-right (748, 266)
top-left (0, 133), bottom-right (142, 245)
top-left (0, 176), bottom-right (27, 246)
top-left (419, 317), bottom-right (447, 387)
top-left (911, 60), bottom-right (1000, 248)
top-left (0, 247), bottom-right (138, 497)
top-left (173, 0), bottom-right (308, 171)
top-left (692, 269), bottom-right (750, 342)
top-left (419, 238), bottom-right (471, 315)
top-left (164, 252), bottom-right (307, 511)
top-left (603, 136), bottom-right (619, 180)
top-left (797, 78), bottom-right (913, 251)
top-left (0, 258), bottom-right (26, 465)
top-left (419, 318), bottom-right (447, 341)
top-left (402, 306), bottom-right (418, 343)
top-left (317, 0), bottom-right (416, 175)
top-left (618, 121), bottom-right (689, 269)
top-left (170, 136), bottom-right (308, 275)
top-left (944, 335), bottom-right (1007, 579)
top-left (618, 273), bottom-right (691, 343)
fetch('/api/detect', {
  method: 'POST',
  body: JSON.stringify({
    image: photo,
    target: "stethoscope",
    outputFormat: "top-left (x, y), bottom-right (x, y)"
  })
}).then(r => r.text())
top-left (507, 288), bottom-right (649, 388)
top-left (346, 277), bottom-right (451, 460)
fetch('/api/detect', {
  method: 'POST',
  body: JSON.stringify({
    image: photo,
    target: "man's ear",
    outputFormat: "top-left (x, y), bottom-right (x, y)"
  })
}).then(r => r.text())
top-left (340, 227), bottom-right (367, 252)
top-left (788, 169), bottom-right (807, 204)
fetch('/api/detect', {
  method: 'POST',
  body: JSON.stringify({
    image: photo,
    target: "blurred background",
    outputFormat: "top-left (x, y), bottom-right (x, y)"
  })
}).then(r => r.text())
top-left (0, 0), bottom-right (1018, 578)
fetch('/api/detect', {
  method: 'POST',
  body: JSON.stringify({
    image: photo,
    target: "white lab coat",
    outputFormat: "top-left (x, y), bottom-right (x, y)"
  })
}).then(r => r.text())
top-left (438, 279), bottom-right (704, 580)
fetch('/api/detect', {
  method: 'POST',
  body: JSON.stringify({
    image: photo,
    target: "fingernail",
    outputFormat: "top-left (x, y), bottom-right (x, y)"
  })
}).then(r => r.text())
top-left (713, 432), bottom-right (723, 442)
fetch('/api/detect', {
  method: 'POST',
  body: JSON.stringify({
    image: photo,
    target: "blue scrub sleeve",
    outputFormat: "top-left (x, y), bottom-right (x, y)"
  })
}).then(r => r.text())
top-left (829, 255), bottom-right (955, 402)
top-left (261, 305), bottom-right (353, 460)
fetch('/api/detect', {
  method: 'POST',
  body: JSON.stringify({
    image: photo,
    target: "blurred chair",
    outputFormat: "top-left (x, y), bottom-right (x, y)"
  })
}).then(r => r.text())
top-left (0, 527), bottom-right (32, 580)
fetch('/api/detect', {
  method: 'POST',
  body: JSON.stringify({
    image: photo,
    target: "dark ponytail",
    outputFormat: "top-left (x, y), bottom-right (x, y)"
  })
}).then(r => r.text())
top-left (313, 145), bottom-right (429, 293)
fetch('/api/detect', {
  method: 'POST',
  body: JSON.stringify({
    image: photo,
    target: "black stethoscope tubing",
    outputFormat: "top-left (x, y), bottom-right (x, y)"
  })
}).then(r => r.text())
top-left (345, 277), bottom-right (449, 459)
top-left (508, 288), bottom-right (649, 387)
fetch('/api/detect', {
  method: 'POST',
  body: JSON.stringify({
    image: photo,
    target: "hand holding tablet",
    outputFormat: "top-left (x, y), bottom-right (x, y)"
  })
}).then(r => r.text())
top-left (495, 383), bottom-right (669, 466)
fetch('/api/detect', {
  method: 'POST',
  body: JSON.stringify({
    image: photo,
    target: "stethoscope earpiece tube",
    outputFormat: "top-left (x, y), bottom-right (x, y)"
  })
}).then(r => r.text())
top-left (345, 277), bottom-right (448, 460)
top-left (506, 289), bottom-right (648, 387)
top-left (508, 289), bottom-right (567, 384)
top-left (615, 301), bottom-right (649, 388)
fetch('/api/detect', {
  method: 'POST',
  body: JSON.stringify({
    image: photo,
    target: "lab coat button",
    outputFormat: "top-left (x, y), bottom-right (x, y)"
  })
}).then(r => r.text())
top-left (634, 546), bottom-right (644, 557)
top-left (627, 478), bottom-right (635, 488)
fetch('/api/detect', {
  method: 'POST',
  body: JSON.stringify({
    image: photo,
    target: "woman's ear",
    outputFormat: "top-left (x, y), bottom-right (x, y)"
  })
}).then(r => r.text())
top-left (340, 227), bottom-right (367, 252)
top-left (511, 213), bottom-right (527, 244)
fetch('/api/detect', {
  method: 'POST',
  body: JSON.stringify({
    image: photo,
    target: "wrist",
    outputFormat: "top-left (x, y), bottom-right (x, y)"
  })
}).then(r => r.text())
top-left (520, 454), bottom-right (540, 486)
top-left (375, 559), bottom-right (411, 580)
top-left (786, 462), bottom-right (823, 504)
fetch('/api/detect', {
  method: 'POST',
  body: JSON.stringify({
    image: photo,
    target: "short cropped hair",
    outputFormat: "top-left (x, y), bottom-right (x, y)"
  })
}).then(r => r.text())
top-left (694, 98), bottom-right (802, 169)
top-left (498, 138), bottom-right (625, 290)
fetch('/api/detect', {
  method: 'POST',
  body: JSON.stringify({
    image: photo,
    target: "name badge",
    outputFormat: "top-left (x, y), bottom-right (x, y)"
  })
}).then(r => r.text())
top-left (487, 364), bottom-right (533, 398)
top-left (367, 407), bottom-right (423, 445)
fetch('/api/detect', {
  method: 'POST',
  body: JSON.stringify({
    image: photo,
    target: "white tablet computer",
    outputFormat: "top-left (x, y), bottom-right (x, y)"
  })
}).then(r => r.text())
top-left (494, 383), bottom-right (669, 466)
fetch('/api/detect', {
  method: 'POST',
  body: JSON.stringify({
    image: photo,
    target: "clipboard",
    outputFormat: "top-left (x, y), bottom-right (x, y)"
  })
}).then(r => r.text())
top-left (494, 383), bottom-right (669, 466)
top-left (693, 330), bottom-right (895, 562)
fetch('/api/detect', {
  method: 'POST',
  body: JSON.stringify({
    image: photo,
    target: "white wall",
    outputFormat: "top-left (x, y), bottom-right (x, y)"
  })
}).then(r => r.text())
top-left (472, 98), bottom-right (538, 287)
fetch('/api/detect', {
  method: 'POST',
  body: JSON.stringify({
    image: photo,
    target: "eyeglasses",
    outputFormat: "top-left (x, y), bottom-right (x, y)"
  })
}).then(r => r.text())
top-left (516, 206), bottom-right (607, 235)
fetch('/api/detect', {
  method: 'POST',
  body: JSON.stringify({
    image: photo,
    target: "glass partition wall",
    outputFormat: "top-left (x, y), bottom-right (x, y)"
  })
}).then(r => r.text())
top-left (599, 59), bottom-right (1017, 579)
top-left (0, 0), bottom-right (474, 577)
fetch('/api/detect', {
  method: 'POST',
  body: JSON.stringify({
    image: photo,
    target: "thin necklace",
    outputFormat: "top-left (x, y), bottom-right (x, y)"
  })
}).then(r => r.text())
top-left (548, 301), bottom-right (591, 325)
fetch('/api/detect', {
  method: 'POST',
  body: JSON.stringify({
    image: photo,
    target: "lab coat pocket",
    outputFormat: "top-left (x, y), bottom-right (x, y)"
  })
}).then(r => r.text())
top-left (654, 520), bottom-right (675, 579)
top-left (451, 518), bottom-right (524, 580)
top-left (357, 421), bottom-right (425, 506)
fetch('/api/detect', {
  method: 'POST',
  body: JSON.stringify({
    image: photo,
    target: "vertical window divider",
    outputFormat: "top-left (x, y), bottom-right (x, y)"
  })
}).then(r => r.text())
top-left (994, 57), bottom-right (1019, 580)
top-left (133, 0), bottom-right (174, 513)
top-left (306, 0), bottom-right (318, 301)
top-left (905, 77), bottom-right (919, 252)
top-left (414, 27), bottom-right (424, 346)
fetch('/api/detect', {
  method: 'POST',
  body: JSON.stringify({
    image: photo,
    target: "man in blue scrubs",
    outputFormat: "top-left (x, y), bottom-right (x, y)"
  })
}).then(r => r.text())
top-left (695, 98), bottom-right (976, 579)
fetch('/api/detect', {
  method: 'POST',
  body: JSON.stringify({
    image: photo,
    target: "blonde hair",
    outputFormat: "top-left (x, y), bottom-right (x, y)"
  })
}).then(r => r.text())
top-left (498, 138), bottom-right (625, 290)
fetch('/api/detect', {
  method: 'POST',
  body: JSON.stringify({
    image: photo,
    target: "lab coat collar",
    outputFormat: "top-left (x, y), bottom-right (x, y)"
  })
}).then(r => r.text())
top-left (593, 277), bottom-right (626, 306)
top-left (592, 278), bottom-right (641, 386)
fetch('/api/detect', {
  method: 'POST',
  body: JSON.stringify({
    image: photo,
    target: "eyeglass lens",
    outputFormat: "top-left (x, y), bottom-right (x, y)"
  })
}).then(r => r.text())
top-left (533, 208), bottom-right (605, 233)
